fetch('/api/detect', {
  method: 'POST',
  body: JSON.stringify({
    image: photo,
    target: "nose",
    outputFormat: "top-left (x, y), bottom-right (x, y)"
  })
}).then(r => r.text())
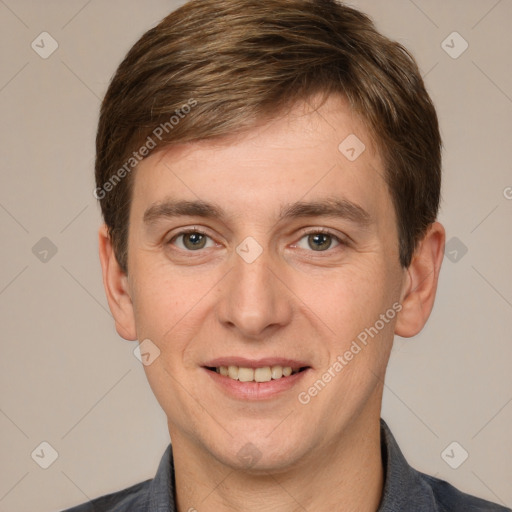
top-left (215, 247), bottom-right (294, 340)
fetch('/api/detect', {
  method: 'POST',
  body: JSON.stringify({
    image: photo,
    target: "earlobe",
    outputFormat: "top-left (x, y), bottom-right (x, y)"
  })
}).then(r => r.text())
top-left (98, 224), bottom-right (138, 341)
top-left (394, 222), bottom-right (445, 338)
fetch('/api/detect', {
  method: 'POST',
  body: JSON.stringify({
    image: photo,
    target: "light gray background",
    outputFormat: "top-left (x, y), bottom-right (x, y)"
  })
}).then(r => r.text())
top-left (0, 1), bottom-right (511, 511)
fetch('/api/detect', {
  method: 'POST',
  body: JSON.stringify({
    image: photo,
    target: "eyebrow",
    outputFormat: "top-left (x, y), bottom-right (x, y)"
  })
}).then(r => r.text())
top-left (280, 198), bottom-right (371, 227)
top-left (143, 197), bottom-right (372, 228)
top-left (143, 200), bottom-right (224, 225)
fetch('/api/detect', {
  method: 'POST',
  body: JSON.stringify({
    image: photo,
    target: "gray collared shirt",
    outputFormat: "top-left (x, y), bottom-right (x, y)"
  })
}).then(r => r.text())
top-left (61, 419), bottom-right (510, 511)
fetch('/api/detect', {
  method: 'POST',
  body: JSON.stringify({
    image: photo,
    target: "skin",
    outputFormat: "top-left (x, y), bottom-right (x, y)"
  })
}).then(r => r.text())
top-left (99, 94), bottom-right (445, 512)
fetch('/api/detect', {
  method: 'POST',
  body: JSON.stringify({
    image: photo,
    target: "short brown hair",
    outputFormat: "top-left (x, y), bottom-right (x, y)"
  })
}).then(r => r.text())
top-left (95, 0), bottom-right (441, 273)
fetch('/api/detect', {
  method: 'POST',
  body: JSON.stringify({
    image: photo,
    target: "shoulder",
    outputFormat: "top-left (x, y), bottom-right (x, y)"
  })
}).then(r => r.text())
top-left (378, 419), bottom-right (510, 511)
top-left (419, 471), bottom-right (511, 512)
top-left (59, 444), bottom-right (174, 512)
top-left (59, 479), bottom-right (152, 512)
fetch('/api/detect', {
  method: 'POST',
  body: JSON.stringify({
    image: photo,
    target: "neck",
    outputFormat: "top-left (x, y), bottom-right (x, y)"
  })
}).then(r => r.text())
top-left (170, 407), bottom-right (384, 512)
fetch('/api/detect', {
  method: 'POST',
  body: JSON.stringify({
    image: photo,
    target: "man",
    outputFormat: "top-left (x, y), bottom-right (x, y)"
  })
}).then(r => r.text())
top-left (64, 0), bottom-right (510, 510)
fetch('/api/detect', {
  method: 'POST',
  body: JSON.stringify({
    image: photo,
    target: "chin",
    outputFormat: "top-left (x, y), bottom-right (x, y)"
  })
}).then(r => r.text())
top-left (205, 431), bottom-right (311, 474)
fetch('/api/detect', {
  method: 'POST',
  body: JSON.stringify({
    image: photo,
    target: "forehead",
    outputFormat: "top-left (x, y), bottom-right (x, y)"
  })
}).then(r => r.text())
top-left (130, 95), bottom-right (393, 228)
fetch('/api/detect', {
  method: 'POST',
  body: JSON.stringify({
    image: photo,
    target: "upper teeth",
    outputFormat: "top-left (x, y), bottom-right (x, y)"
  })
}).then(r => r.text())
top-left (215, 365), bottom-right (298, 382)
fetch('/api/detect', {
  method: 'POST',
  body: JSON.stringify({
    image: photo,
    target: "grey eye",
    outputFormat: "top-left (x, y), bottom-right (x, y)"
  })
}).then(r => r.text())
top-left (296, 232), bottom-right (340, 252)
top-left (308, 233), bottom-right (332, 251)
top-left (173, 231), bottom-right (214, 251)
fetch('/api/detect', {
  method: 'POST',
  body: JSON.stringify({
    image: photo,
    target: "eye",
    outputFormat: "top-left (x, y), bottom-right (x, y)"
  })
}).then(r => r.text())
top-left (170, 230), bottom-right (216, 251)
top-left (295, 230), bottom-right (343, 252)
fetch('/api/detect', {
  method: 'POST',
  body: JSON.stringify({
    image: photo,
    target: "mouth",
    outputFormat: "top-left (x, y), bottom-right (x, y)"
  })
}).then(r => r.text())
top-left (201, 358), bottom-right (311, 400)
top-left (204, 365), bottom-right (310, 383)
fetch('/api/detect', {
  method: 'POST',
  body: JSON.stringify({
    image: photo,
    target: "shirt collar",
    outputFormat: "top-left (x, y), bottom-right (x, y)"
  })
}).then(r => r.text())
top-left (377, 418), bottom-right (438, 511)
top-left (148, 443), bottom-right (176, 512)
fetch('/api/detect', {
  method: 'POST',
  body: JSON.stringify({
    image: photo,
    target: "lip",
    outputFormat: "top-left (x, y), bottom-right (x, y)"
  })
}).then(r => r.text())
top-left (203, 357), bottom-right (310, 369)
top-left (202, 365), bottom-right (311, 400)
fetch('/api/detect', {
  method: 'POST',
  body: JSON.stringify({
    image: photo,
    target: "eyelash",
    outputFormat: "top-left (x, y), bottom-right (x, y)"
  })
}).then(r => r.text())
top-left (167, 227), bottom-right (347, 253)
top-left (294, 227), bottom-right (345, 249)
top-left (168, 228), bottom-right (211, 245)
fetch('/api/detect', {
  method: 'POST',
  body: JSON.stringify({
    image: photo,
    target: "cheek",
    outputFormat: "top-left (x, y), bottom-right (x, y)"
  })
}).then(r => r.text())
top-left (292, 257), bottom-right (401, 390)
top-left (129, 262), bottom-right (185, 340)
top-left (129, 260), bottom-right (221, 365)
top-left (294, 260), bottom-right (391, 333)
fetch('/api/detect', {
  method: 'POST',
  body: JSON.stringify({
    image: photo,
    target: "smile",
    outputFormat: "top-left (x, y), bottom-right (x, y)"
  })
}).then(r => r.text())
top-left (206, 365), bottom-right (307, 382)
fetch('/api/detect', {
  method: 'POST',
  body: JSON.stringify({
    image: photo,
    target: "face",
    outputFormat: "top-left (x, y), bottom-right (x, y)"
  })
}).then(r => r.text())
top-left (121, 95), bottom-right (408, 471)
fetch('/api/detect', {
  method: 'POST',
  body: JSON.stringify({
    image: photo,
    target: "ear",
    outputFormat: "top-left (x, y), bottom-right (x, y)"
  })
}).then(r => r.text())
top-left (395, 221), bottom-right (445, 338)
top-left (98, 224), bottom-right (137, 341)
